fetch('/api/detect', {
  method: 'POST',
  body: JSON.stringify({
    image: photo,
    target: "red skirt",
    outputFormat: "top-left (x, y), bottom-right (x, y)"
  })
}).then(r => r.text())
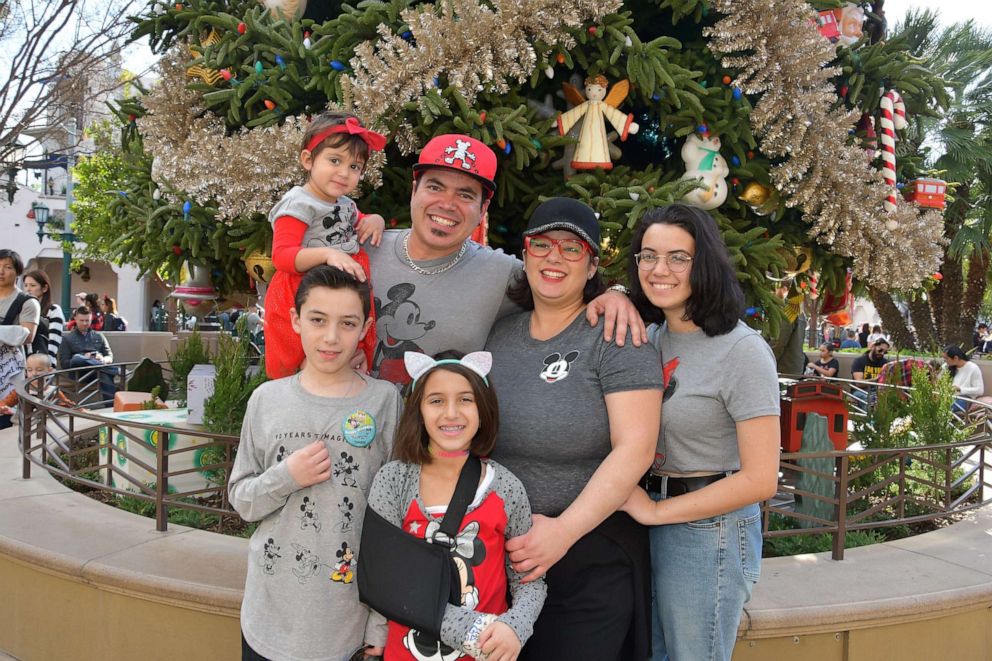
top-left (263, 249), bottom-right (376, 379)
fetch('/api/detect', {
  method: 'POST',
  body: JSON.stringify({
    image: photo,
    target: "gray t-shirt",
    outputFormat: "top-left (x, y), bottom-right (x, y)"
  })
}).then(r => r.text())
top-left (269, 185), bottom-right (361, 255)
top-left (365, 230), bottom-right (521, 384)
top-left (649, 320), bottom-right (780, 474)
top-left (229, 373), bottom-right (402, 661)
top-left (486, 312), bottom-right (664, 516)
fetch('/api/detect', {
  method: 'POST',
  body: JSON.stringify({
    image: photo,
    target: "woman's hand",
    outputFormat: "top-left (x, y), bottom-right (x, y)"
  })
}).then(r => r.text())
top-left (478, 621), bottom-right (521, 661)
top-left (620, 486), bottom-right (659, 525)
top-left (585, 290), bottom-right (646, 347)
top-left (506, 514), bottom-right (572, 583)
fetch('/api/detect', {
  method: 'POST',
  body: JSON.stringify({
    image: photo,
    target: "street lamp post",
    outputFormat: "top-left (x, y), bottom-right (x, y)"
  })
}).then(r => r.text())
top-left (32, 119), bottom-right (77, 315)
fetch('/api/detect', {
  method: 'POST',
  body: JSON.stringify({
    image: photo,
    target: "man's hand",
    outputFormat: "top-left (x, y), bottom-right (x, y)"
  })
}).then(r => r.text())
top-left (506, 514), bottom-right (573, 583)
top-left (324, 248), bottom-right (367, 281)
top-left (478, 621), bottom-right (522, 661)
top-left (356, 213), bottom-right (385, 247)
top-left (586, 289), bottom-right (646, 347)
top-left (286, 441), bottom-right (331, 488)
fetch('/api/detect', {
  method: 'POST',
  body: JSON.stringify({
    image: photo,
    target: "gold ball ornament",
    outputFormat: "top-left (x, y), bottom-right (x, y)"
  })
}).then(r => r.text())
top-left (784, 246), bottom-right (813, 277)
top-left (739, 181), bottom-right (780, 216)
top-left (244, 251), bottom-right (275, 284)
top-left (258, 0), bottom-right (307, 21)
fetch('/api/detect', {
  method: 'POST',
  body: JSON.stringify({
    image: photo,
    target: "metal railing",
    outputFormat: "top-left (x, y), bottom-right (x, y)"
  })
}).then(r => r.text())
top-left (768, 375), bottom-right (992, 559)
top-left (14, 366), bottom-right (992, 553)
top-left (15, 361), bottom-right (240, 532)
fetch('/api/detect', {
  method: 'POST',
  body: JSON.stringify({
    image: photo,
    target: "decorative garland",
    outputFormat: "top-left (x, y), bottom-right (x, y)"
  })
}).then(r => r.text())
top-left (705, 0), bottom-right (944, 290)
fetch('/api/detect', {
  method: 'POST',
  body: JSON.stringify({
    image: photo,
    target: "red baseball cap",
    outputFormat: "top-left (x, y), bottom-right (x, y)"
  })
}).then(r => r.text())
top-left (413, 134), bottom-right (497, 198)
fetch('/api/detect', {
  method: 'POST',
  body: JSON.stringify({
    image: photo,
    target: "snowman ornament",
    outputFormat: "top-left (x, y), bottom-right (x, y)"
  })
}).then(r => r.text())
top-left (679, 131), bottom-right (730, 210)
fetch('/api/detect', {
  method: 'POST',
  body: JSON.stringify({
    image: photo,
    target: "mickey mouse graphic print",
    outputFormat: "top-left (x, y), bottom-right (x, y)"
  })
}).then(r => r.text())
top-left (486, 311), bottom-right (664, 517)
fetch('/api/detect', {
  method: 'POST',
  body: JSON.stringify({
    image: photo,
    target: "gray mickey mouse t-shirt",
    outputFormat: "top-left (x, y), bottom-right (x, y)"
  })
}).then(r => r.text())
top-left (487, 312), bottom-right (663, 516)
top-left (365, 230), bottom-right (521, 385)
top-left (268, 185), bottom-right (360, 255)
top-left (648, 320), bottom-right (780, 474)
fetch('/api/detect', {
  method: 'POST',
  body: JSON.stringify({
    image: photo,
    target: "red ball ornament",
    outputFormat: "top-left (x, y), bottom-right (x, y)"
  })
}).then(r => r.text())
top-left (722, 75), bottom-right (732, 85)
top-left (174, 3), bottom-right (182, 9)
top-left (388, 218), bottom-right (398, 228)
top-left (556, 53), bottom-right (566, 64)
top-left (587, 26), bottom-right (597, 35)
top-left (237, 22), bottom-right (247, 34)
top-left (933, 272), bottom-right (944, 281)
top-left (496, 139), bottom-right (507, 149)
top-left (647, 186), bottom-right (655, 193)
top-left (128, 114), bottom-right (136, 122)
top-left (264, 99), bottom-right (276, 110)
top-left (172, 245), bottom-right (182, 255)
top-left (731, 177), bottom-right (739, 186)
top-left (478, 111), bottom-right (487, 123)
top-left (220, 69), bottom-right (232, 81)
top-left (840, 85), bottom-right (849, 97)
top-left (747, 150), bottom-right (755, 159)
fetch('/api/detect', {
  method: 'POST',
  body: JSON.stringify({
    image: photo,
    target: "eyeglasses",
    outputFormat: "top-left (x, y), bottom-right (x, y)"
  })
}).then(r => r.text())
top-left (524, 235), bottom-right (591, 261)
top-left (634, 251), bottom-right (694, 273)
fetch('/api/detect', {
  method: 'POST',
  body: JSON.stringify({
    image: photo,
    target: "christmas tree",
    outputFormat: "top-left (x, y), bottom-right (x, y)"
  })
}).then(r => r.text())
top-left (81, 0), bottom-right (950, 331)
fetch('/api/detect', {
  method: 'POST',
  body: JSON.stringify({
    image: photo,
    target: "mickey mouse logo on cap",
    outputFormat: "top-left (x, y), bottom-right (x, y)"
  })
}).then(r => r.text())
top-left (414, 134), bottom-right (497, 198)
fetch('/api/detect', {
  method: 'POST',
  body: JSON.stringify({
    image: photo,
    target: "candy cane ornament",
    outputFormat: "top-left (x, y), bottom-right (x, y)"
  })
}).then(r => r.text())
top-left (879, 90), bottom-right (906, 217)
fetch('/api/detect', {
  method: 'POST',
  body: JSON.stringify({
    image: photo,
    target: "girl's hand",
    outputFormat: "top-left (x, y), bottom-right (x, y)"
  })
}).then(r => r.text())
top-left (506, 514), bottom-right (571, 583)
top-left (286, 441), bottom-right (331, 487)
top-left (356, 213), bottom-right (385, 247)
top-left (324, 248), bottom-right (367, 282)
top-left (478, 621), bottom-right (521, 661)
top-left (620, 486), bottom-right (658, 525)
top-left (363, 645), bottom-right (383, 657)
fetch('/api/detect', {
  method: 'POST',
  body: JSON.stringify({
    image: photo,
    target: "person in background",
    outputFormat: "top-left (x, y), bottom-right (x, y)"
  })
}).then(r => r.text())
top-left (942, 345), bottom-right (984, 413)
top-left (866, 324), bottom-right (885, 346)
top-left (0, 352), bottom-right (74, 418)
top-left (59, 306), bottom-right (117, 402)
top-left (100, 296), bottom-right (127, 331)
top-left (840, 328), bottom-right (861, 349)
top-left (858, 322), bottom-right (871, 348)
top-left (973, 323), bottom-right (990, 354)
top-left (807, 342), bottom-right (839, 378)
top-left (0, 249), bottom-right (40, 430)
top-left (850, 338), bottom-right (890, 406)
top-left (22, 270), bottom-right (62, 367)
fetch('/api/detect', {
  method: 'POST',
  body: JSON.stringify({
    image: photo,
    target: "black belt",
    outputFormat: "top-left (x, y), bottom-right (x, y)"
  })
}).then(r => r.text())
top-left (641, 472), bottom-right (728, 497)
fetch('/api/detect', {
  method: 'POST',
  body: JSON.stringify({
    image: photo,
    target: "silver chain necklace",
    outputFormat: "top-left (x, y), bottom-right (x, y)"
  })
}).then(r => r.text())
top-left (402, 232), bottom-right (467, 276)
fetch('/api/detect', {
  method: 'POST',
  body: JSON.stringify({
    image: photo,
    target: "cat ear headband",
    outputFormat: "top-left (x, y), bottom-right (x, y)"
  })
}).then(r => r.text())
top-left (404, 352), bottom-right (493, 388)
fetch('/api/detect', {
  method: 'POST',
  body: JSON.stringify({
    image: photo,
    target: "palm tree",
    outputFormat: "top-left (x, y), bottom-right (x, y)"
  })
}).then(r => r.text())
top-left (872, 12), bottom-right (992, 351)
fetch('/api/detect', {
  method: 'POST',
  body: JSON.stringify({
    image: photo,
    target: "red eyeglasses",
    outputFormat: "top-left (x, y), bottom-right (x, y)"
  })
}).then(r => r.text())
top-left (524, 235), bottom-right (592, 261)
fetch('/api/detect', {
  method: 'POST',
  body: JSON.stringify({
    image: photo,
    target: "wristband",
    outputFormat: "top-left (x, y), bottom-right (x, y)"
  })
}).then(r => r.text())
top-left (607, 283), bottom-right (630, 295)
top-left (463, 613), bottom-right (497, 659)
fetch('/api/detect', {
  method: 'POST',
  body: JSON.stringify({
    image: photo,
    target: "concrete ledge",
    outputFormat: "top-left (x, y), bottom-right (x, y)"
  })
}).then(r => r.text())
top-left (1, 421), bottom-right (991, 660)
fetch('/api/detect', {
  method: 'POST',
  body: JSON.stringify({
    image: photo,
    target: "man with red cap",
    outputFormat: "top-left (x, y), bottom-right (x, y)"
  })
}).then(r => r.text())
top-left (356, 133), bottom-right (644, 384)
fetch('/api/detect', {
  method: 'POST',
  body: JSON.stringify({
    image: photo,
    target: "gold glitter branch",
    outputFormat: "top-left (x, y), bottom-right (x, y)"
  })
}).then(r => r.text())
top-left (706, 0), bottom-right (944, 289)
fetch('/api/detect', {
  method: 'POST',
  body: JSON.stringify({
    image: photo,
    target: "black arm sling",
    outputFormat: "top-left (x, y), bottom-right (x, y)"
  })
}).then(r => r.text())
top-left (357, 455), bottom-right (482, 638)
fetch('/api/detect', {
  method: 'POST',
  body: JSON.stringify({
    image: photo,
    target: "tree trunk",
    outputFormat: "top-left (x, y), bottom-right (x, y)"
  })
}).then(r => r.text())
top-left (959, 248), bottom-right (989, 348)
top-left (938, 252), bottom-right (965, 346)
top-left (868, 287), bottom-right (916, 351)
top-left (907, 295), bottom-right (940, 351)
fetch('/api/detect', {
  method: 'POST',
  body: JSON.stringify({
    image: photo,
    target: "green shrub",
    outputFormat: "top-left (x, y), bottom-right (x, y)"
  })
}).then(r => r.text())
top-left (168, 331), bottom-right (211, 402)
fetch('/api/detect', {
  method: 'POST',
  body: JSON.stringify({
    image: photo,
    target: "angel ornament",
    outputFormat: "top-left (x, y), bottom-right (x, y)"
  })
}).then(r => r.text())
top-left (557, 74), bottom-right (639, 171)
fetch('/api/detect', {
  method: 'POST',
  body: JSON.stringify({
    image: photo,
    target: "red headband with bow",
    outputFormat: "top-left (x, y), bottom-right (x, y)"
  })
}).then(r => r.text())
top-left (306, 117), bottom-right (387, 154)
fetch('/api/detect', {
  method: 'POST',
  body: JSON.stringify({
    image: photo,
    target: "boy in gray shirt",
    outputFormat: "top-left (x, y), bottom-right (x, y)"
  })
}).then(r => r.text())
top-left (230, 266), bottom-right (402, 661)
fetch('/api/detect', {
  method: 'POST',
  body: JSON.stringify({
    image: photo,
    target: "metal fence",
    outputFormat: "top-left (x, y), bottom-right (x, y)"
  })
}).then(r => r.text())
top-left (15, 365), bottom-right (992, 557)
top-left (16, 361), bottom-right (239, 532)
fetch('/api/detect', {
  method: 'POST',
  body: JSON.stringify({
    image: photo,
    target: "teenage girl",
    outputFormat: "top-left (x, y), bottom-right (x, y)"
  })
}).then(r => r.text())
top-left (265, 110), bottom-right (387, 379)
top-left (366, 351), bottom-right (547, 661)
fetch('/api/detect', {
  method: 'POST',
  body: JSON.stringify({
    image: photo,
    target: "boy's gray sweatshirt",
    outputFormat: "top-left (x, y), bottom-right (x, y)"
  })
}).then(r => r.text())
top-left (230, 374), bottom-right (402, 661)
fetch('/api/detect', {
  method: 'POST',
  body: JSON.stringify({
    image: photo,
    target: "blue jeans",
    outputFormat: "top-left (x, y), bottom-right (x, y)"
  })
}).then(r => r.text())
top-left (648, 490), bottom-right (761, 661)
top-left (69, 354), bottom-right (118, 402)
